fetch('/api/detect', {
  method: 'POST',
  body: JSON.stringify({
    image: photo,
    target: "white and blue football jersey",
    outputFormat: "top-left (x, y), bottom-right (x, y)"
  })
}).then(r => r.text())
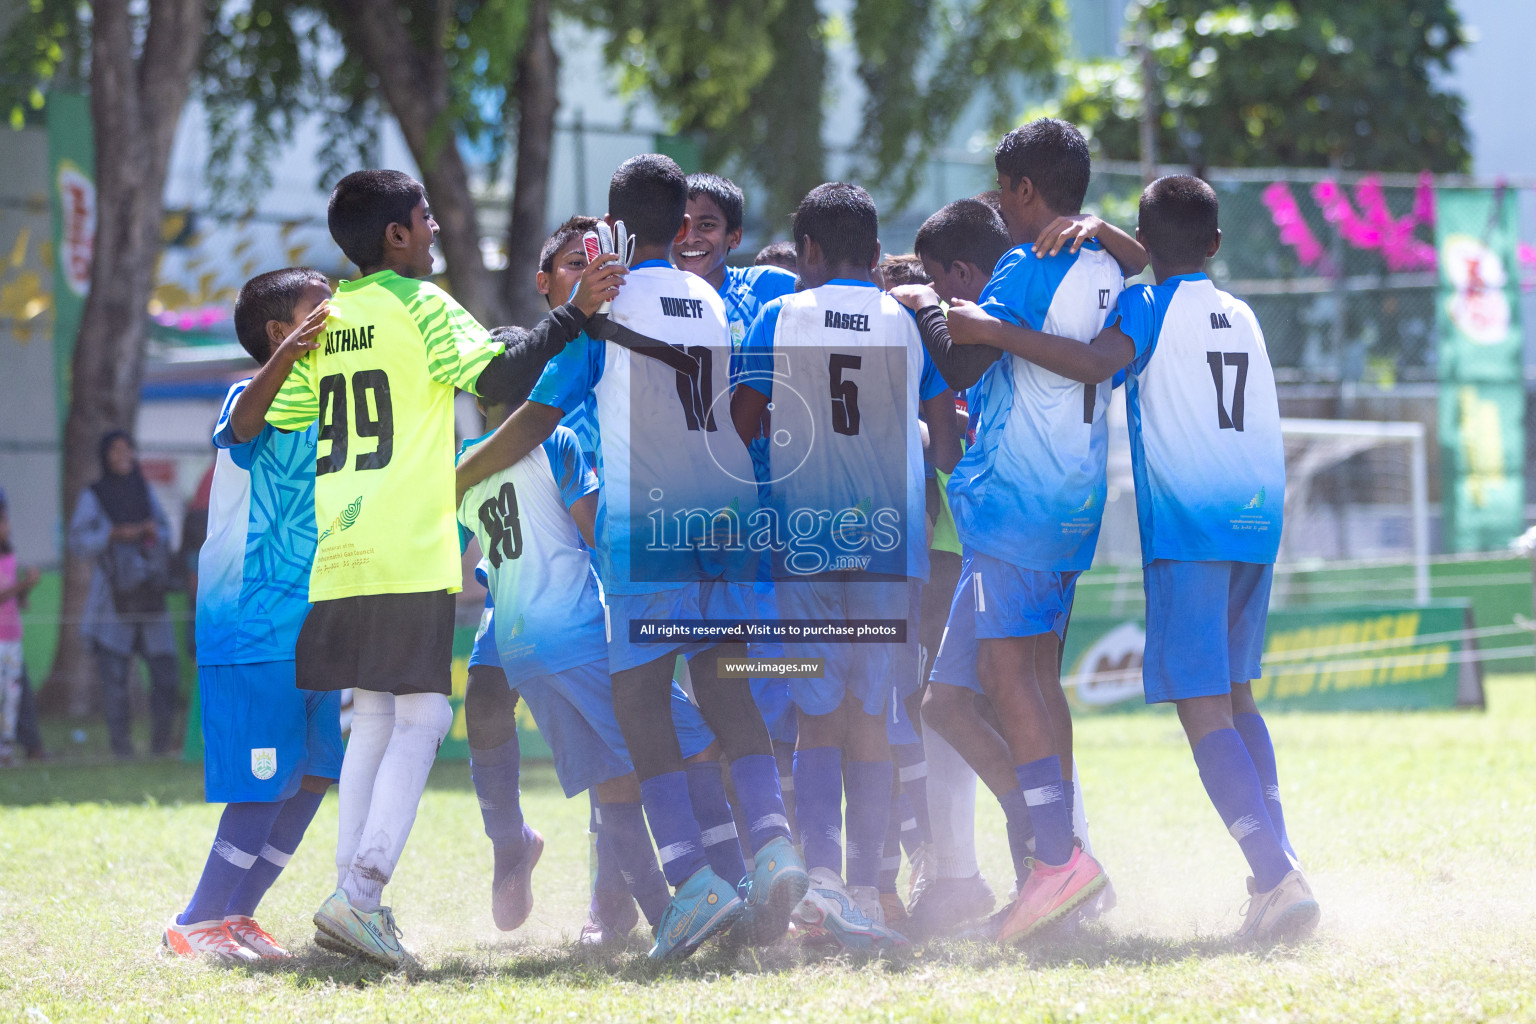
top-left (721, 264), bottom-right (798, 361)
top-left (948, 242), bottom-right (1124, 572)
top-left (1115, 273), bottom-right (1285, 564)
top-left (528, 261), bottom-right (761, 594)
top-left (196, 379), bottom-right (317, 665)
top-left (739, 279), bottom-right (946, 580)
top-left (456, 426), bottom-right (607, 681)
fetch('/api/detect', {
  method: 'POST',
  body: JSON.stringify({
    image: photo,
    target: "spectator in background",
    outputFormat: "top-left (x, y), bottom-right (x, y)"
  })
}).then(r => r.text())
top-left (0, 486), bottom-right (40, 765)
top-left (67, 431), bottom-right (181, 758)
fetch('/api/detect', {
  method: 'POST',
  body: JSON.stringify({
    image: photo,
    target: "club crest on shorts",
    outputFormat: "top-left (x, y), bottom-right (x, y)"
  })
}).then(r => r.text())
top-left (251, 747), bottom-right (277, 781)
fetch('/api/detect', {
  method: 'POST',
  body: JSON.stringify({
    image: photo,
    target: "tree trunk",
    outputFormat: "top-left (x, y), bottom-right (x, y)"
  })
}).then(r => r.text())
top-left (500, 0), bottom-right (559, 328)
top-left (43, 0), bottom-right (206, 715)
top-left (327, 0), bottom-right (503, 325)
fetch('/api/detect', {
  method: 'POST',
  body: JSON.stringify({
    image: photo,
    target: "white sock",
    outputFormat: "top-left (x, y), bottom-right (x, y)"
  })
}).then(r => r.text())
top-left (341, 691), bottom-right (452, 912)
top-left (922, 725), bottom-right (979, 879)
top-left (336, 689), bottom-right (395, 888)
top-left (1071, 761), bottom-right (1093, 858)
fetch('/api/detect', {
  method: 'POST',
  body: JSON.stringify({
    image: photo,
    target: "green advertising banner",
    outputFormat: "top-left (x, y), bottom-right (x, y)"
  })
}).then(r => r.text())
top-left (45, 90), bottom-right (94, 436)
top-left (1062, 602), bottom-right (1480, 714)
top-left (1436, 188), bottom-right (1525, 552)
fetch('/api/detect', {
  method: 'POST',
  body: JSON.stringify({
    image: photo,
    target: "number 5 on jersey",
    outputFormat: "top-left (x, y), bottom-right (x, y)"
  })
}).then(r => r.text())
top-left (316, 370), bottom-right (394, 475)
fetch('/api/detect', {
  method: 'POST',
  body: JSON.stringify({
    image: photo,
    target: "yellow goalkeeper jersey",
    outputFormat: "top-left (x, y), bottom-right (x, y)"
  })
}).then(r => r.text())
top-left (267, 270), bottom-right (500, 601)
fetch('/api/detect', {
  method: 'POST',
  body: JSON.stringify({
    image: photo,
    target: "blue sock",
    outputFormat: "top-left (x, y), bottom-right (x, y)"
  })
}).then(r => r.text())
top-left (594, 801), bottom-right (629, 899)
top-left (1234, 713), bottom-right (1296, 861)
top-left (792, 746), bottom-right (843, 875)
top-left (1193, 728), bottom-right (1292, 892)
top-left (1063, 771), bottom-right (1075, 832)
top-left (773, 740), bottom-right (798, 840)
top-left (894, 789), bottom-right (921, 859)
top-left (844, 760), bottom-right (894, 889)
top-left (893, 742), bottom-right (932, 845)
top-left (879, 803), bottom-right (903, 894)
top-left (1016, 756), bottom-right (1073, 867)
top-left (225, 787), bottom-right (325, 918)
top-left (180, 802), bottom-right (285, 924)
top-left (470, 736), bottom-right (529, 885)
top-left (638, 771), bottom-right (707, 887)
top-left (997, 787), bottom-right (1035, 885)
top-left (470, 736), bottom-right (525, 849)
top-left (729, 753), bottom-right (793, 851)
top-left (601, 800), bottom-right (671, 927)
top-left (686, 761), bottom-right (748, 887)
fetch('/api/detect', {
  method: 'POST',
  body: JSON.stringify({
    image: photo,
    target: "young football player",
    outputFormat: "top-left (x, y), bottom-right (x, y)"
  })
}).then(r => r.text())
top-left (944, 175), bottom-right (1315, 942)
top-left (265, 169), bottom-right (624, 966)
top-left (754, 240), bottom-right (798, 273)
top-left (893, 120), bottom-right (1145, 941)
top-left (164, 268), bottom-right (340, 962)
top-left (676, 173), bottom-right (801, 844)
top-left (456, 154), bottom-right (806, 961)
top-left (731, 182), bottom-right (960, 950)
top-left (458, 327), bottom-right (740, 942)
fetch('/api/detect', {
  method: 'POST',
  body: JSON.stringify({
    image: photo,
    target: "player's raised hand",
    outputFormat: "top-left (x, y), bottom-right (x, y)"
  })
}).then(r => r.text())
top-left (572, 252), bottom-right (628, 316)
top-left (1034, 214), bottom-right (1105, 258)
top-left (945, 299), bottom-right (996, 345)
top-left (273, 302), bottom-right (331, 365)
top-left (888, 283), bottom-right (942, 311)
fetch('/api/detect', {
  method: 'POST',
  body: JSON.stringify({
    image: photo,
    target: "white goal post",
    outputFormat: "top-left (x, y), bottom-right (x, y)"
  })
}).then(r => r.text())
top-left (1279, 417), bottom-right (1431, 606)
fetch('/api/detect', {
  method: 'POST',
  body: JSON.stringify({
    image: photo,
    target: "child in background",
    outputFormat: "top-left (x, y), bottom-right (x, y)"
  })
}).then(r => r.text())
top-left (754, 241), bottom-right (799, 273)
top-left (0, 490), bottom-right (39, 766)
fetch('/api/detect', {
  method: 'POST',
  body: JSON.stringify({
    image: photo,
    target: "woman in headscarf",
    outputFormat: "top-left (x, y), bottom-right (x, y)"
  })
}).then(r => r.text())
top-left (67, 431), bottom-right (181, 758)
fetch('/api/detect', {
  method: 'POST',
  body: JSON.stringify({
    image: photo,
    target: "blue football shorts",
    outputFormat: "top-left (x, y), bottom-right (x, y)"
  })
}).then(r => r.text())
top-left (1141, 559), bottom-right (1273, 704)
top-left (200, 661), bottom-right (343, 804)
top-left (515, 659), bottom-right (716, 797)
top-left (930, 549), bottom-right (1078, 694)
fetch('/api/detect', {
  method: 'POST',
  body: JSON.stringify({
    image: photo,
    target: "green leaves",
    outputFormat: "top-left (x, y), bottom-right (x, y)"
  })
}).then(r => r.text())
top-left (1056, 0), bottom-right (1471, 172)
top-left (579, 0), bottom-right (1065, 223)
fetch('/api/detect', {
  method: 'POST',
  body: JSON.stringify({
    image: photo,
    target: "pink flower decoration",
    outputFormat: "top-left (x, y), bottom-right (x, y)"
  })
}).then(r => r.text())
top-left (1263, 181), bottom-right (1327, 268)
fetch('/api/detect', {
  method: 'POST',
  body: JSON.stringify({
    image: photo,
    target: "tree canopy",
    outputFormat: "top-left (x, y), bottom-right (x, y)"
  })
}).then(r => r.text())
top-left (583, 0), bottom-right (1070, 218)
top-left (1054, 0), bottom-right (1471, 172)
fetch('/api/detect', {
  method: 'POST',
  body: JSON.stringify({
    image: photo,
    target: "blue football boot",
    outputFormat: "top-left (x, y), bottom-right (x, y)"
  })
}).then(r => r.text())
top-left (729, 835), bottom-right (810, 946)
top-left (647, 866), bottom-right (744, 961)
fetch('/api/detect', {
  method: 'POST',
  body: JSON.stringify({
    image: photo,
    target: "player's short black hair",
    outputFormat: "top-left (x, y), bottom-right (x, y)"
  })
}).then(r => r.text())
top-left (792, 182), bottom-right (879, 269)
top-left (539, 215), bottom-right (600, 274)
top-left (993, 118), bottom-right (1090, 215)
top-left (609, 154), bottom-right (689, 246)
top-left (1138, 175), bottom-right (1220, 265)
top-left (327, 169), bottom-right (427, 270)
top-left (476, 326), bottom-right (544, 409)
top-left (914, 199), bottom-right (1012, 274)
top-left (686, 173), bottom-right (745, 235)
top-left (879, 254), bottom-right (929, 287)
top-left (233, 267), bottom-right (329, 364)
top-left (754, 240), bottom-right (797, 270)
top-left (971, 189), bottom-right (1003, 212)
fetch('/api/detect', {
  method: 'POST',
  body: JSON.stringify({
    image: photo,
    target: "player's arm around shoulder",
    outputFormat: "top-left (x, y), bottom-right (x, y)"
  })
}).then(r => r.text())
top-left (455, 401), bottom-right (564, 506)
top-left (1034, 215), bottom-right (1148, 279)
top-left (231, 299), bottom-right (330, 444)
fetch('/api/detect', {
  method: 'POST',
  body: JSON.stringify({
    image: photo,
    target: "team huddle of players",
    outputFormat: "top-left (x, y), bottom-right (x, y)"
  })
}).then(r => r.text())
top-left (162, 116), bottom-right (1319, 969)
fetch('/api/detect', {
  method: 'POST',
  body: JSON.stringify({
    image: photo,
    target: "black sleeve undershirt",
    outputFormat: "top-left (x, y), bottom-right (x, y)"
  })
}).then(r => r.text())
top-left (472, 302), bottom-right (591, 398)
top-left (915, 305), bottom-right (1005, 392)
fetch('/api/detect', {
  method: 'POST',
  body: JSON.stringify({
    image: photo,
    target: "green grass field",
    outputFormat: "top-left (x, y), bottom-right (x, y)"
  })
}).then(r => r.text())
top-left (4, 678), bottom-right (1535, 1023)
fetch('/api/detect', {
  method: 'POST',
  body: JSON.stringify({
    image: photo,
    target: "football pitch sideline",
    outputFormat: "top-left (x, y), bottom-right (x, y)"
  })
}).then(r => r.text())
top-left (3, 678), bottom-right (1533, 1023)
